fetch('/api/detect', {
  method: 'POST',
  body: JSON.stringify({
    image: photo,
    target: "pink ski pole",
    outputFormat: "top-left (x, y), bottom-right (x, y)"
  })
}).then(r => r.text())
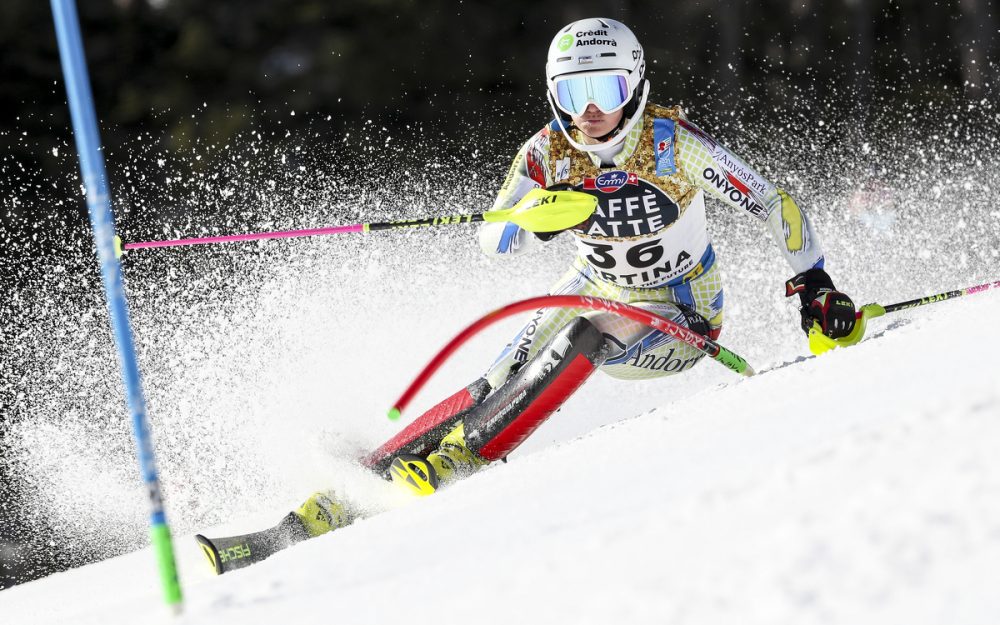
top-left (115, 188), bottom-right (600, 257)
top-left (116, 215), bottom-right (476, 256)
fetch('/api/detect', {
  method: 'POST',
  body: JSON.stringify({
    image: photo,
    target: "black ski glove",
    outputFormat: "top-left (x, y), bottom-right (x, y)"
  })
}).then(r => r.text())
top-left (785, 268), bottom-right (857, 339)
top-left (533, 230), bottom-right (564, 241)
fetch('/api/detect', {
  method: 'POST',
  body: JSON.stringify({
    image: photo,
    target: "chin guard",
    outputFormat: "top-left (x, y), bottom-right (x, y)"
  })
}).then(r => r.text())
top-left (808, 303), bottom-right (886, 355)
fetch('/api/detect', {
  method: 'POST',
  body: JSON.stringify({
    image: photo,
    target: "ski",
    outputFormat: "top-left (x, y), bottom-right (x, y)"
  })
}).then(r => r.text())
top-left (195, 512), bottom-right (310, 575)
top-left (195, 457), bottom-right (444, 575)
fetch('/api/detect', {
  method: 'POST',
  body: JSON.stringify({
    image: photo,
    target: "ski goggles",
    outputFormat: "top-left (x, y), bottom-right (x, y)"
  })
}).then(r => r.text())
top-left (551, 71), bottom-right (631, 116)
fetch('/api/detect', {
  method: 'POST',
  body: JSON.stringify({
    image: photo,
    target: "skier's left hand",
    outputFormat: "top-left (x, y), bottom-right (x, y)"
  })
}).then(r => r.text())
top-left (785, 268), bottom-right (857, 339)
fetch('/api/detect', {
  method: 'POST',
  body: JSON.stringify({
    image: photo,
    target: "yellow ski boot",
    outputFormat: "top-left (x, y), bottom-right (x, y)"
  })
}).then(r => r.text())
top-left (389, 422), bottom-right (487, 497)
top-left (294, 490), bottom-right (353, 538)
top-left (426, 422), bottom-right (487, 483)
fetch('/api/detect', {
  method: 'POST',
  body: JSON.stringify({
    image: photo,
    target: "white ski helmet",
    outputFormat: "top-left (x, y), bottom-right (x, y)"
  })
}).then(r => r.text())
top-left (545, 18), bottom-right (649, 152)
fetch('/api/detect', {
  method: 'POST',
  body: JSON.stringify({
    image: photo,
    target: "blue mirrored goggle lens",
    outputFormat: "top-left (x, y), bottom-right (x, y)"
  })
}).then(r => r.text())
top-left (555, 75), bottom-right (630, 115)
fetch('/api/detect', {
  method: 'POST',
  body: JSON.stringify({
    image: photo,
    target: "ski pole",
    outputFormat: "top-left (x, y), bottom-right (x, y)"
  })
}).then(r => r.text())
top-left (49, 0), bottom-right (183, 612)
top-left (115, 188), bottom-right (597, 256)
top-left (389, 294), bottom-right (754, 420)
top-left (877, 280), bottom-right (1000, 314)
top-left (809, 279), bottom-right (1000, 355)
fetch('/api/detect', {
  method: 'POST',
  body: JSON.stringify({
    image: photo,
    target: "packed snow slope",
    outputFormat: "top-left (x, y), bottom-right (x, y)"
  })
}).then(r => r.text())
top-left (2, 288), bottom-right (998, 624)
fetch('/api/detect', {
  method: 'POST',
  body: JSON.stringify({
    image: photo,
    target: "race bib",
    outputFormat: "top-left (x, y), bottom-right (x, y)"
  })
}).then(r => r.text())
top-left (572, 173), bottom-right (709, 288)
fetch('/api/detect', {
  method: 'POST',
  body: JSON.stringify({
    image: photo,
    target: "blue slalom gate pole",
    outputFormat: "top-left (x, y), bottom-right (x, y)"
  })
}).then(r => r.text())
top-left (49, 0), bottom-right (183, 610)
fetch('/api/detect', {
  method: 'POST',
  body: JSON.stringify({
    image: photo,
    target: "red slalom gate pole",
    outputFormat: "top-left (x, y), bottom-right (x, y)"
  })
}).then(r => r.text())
top-left (388, 295), bottom-right (754, 420)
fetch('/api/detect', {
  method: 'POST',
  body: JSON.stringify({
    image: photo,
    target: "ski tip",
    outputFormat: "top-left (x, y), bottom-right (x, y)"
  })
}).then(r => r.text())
top-left (387, 407), bottom-right (401, 421)
top-left (194, 534), bottom-right (223, 576)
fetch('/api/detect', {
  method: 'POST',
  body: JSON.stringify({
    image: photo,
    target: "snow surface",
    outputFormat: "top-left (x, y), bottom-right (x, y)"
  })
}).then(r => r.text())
top-left (2, 288), bottom-right (999, 625)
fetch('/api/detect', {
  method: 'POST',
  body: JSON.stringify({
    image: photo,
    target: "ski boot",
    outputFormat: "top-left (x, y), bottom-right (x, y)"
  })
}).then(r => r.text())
top-left (389, 422), bottom-right (487, 497)
top-left (294, 490), bottom-right (354, 538)
top-left (427, 422), bottom-right (487, 483)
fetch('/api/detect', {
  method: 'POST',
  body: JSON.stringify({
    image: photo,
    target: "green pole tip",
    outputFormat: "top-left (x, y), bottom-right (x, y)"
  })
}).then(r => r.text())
top-left (113, 235), bottom-right (124, 259)
top-left (387, 407), bottom-right (401, 421)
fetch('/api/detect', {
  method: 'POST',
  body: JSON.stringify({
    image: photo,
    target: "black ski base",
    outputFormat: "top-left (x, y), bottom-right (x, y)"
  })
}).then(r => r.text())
top-left (196, 512), bottom-right (311, 575)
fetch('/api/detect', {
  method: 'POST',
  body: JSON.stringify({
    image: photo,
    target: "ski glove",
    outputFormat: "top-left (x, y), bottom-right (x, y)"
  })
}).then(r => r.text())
top-left (533, 230), bottom-right (563, 242)
top-left (785, 268), bottom-right (857, 339)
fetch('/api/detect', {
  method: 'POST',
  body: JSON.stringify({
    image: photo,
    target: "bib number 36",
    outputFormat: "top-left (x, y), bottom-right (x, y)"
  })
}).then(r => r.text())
top-left (583, 239), bottom-right (664, 270)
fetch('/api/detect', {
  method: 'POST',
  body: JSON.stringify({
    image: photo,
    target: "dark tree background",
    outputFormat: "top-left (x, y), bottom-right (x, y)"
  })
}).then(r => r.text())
top-left (1, 0), bottom-right (998, 588)
top-left (3, 0), bottom-right (998, 227)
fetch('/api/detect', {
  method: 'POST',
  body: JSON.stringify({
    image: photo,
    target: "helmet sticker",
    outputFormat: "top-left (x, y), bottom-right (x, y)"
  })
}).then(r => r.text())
top-left (574, 29), bottom-right (617, 47)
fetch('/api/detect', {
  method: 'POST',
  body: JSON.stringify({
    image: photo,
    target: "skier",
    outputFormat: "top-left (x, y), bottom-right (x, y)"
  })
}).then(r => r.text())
top-left (197, 17), bottom-right (858, 574)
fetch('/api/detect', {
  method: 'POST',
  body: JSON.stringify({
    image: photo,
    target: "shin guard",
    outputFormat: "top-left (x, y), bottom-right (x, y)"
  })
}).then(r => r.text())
top-left (464, 317), bottom-right (609, 461)
top-left (362, 377), bottom-right (492, 475)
